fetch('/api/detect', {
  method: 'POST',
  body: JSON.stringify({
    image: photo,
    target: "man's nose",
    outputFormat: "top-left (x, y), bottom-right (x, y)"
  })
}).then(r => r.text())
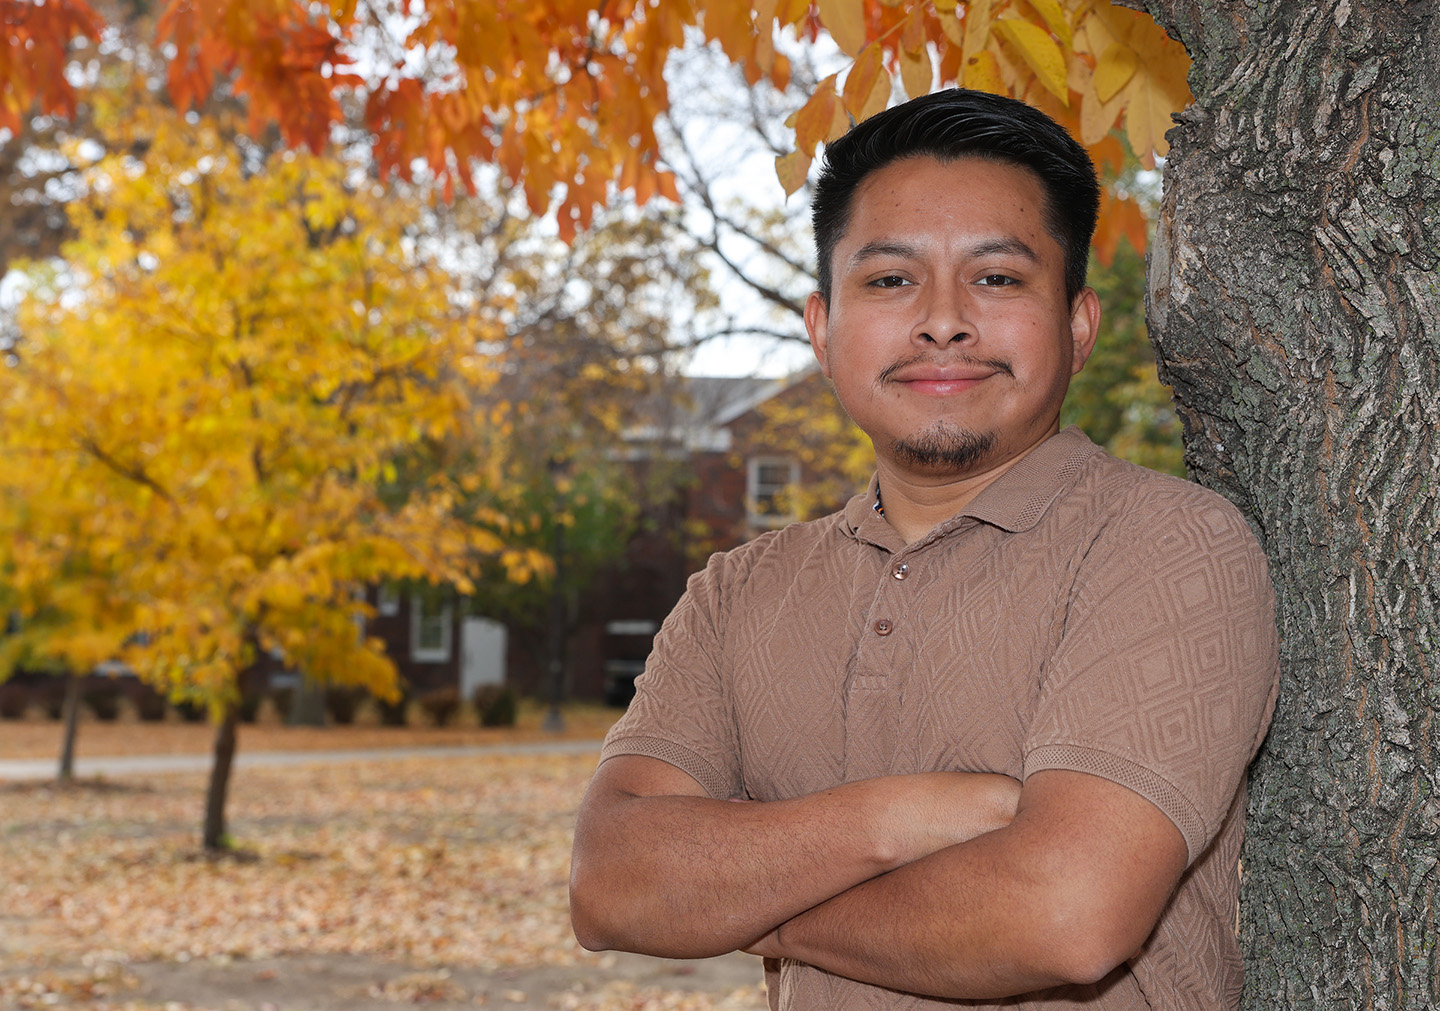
top-left (911, 284), bottom-right (976, 346)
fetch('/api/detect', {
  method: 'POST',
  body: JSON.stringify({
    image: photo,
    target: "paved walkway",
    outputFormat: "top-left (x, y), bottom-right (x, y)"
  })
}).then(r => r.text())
top-left (0, 739), bottom-right (605, 781)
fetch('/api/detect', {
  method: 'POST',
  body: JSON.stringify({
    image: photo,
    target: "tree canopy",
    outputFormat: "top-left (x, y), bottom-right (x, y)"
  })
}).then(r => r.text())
top-left (7, 0), bottom-right (1187, 247)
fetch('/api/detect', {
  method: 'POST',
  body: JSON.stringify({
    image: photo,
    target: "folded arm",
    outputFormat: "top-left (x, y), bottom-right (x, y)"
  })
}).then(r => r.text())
top-left (750, 768), bottom-right (1189, 997)
top-left (569, 754), bottom-right (1021, 958)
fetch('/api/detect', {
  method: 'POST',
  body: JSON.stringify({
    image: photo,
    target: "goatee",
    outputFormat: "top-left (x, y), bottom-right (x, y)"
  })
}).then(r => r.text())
top-left (890, 423), bottom-right (996, 473)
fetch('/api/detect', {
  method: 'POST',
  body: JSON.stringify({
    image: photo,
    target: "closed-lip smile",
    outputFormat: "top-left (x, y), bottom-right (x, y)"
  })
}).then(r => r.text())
top-left (880, 358), bottom-right (1013, 395)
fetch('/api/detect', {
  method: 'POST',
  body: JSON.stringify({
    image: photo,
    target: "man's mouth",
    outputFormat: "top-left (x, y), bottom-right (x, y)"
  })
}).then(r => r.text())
top-left (878, 356), bottom-right (1013, 395)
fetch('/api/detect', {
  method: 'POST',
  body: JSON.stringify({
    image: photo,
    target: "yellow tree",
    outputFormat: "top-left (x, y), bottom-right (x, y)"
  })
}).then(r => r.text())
top-left (0, 102), bottom-right (541, 849)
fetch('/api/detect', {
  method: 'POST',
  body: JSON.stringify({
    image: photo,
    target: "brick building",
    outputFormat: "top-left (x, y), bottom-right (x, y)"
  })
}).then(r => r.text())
top-left (496, 365), bottom-right (867, 704)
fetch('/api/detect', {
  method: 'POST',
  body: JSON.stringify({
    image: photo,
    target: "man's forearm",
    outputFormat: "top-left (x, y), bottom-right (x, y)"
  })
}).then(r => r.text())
top-left (754, 770), bottom-right (1189, 999)
top-left (757, 822), bottom-right (1080, 997)
top-left (569, 757), bottom-right (1019, 959)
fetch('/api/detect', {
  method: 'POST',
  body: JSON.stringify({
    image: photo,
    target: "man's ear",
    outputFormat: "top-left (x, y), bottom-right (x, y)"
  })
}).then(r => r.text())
top-left (805, 291), bottom-right (832, 378)
top-left (1069, 287), bottom-right (1101, 375)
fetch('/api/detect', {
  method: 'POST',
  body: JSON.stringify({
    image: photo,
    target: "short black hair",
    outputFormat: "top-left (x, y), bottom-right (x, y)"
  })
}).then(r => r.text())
top-left (811, 88), bottom-right (1100, 304)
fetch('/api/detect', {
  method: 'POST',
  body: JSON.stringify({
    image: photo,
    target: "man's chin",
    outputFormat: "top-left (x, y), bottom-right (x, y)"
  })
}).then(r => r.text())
top-left (887, 427), bottom-right (998, 475)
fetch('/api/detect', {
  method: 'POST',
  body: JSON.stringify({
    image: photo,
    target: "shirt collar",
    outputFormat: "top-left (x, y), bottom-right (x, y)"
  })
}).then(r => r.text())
top-left (842, 426), bottom-right (1100, 546)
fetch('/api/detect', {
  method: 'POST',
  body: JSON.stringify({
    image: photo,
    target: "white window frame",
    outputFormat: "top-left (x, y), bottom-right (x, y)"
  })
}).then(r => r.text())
top-left (377, 583), bottom-right (401, 617)
top-left (747, 455), bottom-right (800, 529)
top-left (410, 596), bottom-right (453, 663)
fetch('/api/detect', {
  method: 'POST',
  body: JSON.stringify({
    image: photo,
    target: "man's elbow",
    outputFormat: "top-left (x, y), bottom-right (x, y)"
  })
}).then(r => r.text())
top-left (570, 911), bottom-right (616, 953)
top-left (1028, 900), bottom-right (1157, 987)
top-left (568, 861), bottom-right (623, 952)
top-left (569, 901), bottom-right (611, 953)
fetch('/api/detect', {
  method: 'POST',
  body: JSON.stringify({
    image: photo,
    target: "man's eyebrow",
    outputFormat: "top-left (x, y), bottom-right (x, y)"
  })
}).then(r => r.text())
top-left (847, 236), bottom-right (1042, 269)
top-left (848, 240), bottom-right (921, 268)
top-left (965, 237), bottom-right (1041, 262)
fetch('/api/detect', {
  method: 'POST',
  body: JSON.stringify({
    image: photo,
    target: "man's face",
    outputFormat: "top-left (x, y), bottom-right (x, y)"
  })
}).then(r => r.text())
top-left (805, 155), bottom-right (1099, 481)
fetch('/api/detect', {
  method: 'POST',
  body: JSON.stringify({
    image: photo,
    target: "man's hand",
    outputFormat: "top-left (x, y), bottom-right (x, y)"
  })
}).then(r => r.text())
top-left (569, 756), bottom-right (1020, 959)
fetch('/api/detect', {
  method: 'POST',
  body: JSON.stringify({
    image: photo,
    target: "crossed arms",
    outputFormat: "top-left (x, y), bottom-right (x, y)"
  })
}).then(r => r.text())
top-left (570, 756), bottom-right (1187, 1000)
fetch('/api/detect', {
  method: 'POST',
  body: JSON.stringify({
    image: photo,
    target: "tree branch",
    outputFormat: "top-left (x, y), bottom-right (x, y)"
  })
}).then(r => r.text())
top-left (76, 435), bottom-right (176, 505)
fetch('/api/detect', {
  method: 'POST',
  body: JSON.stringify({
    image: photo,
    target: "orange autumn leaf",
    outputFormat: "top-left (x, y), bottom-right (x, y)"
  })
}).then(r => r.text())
top-left (841, 42), bottom-right (889, 122)
top-left (2, 0), bottom-right (1192, 258)
top-left (1093, 187), bottom-right (1150, 266)
top-left (817, 0), bottom-right (867, 56)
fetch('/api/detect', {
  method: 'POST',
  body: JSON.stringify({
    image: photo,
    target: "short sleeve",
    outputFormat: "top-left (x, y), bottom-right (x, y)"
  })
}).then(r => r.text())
top-left (1023, 486), bottom-right (1280, 864)
top-left (598, 551), bottom-right (745, 800)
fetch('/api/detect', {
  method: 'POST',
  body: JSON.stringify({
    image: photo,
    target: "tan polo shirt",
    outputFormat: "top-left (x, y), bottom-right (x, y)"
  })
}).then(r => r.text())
top-left (600, 426), bottom-right (1280, 1010)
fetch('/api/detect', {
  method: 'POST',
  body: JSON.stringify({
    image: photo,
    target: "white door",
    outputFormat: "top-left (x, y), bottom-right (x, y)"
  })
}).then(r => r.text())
top-left (460, 617), bottom-right (507, 698)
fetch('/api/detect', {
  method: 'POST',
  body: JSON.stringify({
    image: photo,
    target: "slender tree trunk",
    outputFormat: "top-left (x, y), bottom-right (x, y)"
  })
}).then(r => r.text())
top-left (57, 675), bottom-right (81, 781)
top-left (1124, 1), bottom-right (1440, 1006)
top-left (202, 698), bottom-right (239, 851)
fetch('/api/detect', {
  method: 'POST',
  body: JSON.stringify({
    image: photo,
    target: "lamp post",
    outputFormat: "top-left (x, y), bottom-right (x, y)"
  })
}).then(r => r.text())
top-left (543, 455), bottom-right (568, 732)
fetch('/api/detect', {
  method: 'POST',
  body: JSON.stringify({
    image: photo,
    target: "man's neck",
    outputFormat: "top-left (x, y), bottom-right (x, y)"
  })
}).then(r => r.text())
top-left (875, 431), bottom-right (1055, 544)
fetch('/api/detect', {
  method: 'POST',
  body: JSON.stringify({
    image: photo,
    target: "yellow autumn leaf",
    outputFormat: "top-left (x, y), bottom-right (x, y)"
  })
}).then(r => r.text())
top-left (817, 0), bottom-right (867, 56)
top-left (899, 43), bottom-right (934, 100)
top-left (1094, 41), bottom-right (1139, 101)
top-left (1023, 0), bottom-right (1073, 49)
top-left (1122, 69), bottom-right (1167, 165)
top-left (1077, 63), bottom-right (1127, 144)
top-left (964, 0), bottom-right (999, 53)
top-left (963, 50), bottom-right (1007, 94)
top-left (993, 17), bottom-right (1069, 104)
top-left (936, 7), bottom-right (965, 47)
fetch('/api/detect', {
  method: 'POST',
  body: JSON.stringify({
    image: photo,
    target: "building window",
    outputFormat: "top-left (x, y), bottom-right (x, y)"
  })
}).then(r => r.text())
top-left (747, 456), bottom-right (799, 528)
top-left (377, 583), bottom-right (400, 617)
top-left (411, 596), bottom-right (453, 663)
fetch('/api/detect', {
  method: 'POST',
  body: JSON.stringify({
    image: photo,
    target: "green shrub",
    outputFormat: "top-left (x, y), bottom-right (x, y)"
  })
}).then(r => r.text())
top-left (325, 687), bottom-right (365, 725)
top-left (174, 700), bottom-right (207, 722)
top-left (418, 688), bottom-right (460, 727)
top-left (473, 685), bottom-right (517, 727)
top-left (85, 679), bottom-right (123, 721)
top-left (132, 685), bottom-right (168, 721)
top-left (0, 682), bottom-right (29, 719)
top-left (376, 689), bottom-right (410, 726)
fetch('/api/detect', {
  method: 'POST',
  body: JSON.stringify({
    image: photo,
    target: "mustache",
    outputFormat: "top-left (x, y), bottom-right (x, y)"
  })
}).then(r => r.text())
top-left (876, 352), bottom-right (1015, 385)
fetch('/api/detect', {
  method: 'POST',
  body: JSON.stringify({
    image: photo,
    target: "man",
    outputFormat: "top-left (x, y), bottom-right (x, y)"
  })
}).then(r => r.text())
top-left (570, 89), bottom-right (1279, 1010)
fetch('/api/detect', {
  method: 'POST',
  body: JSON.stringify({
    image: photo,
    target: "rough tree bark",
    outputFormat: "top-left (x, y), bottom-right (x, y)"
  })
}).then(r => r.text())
top-left (1124, 1), bottom-right (1439, 1006)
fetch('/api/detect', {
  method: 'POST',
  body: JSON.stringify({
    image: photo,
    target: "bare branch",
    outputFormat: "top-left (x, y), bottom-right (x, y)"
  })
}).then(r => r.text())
top-left (688, 324), bottom-right (808, 345)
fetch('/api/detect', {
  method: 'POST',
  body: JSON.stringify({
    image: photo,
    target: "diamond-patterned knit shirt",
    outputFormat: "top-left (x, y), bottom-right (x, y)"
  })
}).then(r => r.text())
top-left (600, 426), bottom-right (1280, 1011)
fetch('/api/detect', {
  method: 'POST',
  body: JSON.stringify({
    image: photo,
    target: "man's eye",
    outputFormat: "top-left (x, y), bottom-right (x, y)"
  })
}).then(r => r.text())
top-left (871, 275), bottom-right (911, 288)
top-left (977, 274), bottom-right (1017, 286)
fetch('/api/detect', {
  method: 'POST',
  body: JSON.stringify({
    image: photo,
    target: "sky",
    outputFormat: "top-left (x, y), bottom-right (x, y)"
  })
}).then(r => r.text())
top-left (661, 35), bottom-right (845, 379)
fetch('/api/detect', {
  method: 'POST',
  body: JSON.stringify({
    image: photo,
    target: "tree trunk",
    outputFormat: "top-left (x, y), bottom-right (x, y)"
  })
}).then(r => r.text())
top-left (57, 675), bottom-right (82, 781)
top-left (202, 699), bottom-right (239, 851)
top-left (1125, 1), bottom-right (1440, 1006)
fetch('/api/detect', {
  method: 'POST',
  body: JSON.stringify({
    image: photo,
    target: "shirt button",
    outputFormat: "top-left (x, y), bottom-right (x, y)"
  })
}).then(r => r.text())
top-left (874, 619), bottom-right (893, 636)
top-left (892, 562), bottom-right (910, 580)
